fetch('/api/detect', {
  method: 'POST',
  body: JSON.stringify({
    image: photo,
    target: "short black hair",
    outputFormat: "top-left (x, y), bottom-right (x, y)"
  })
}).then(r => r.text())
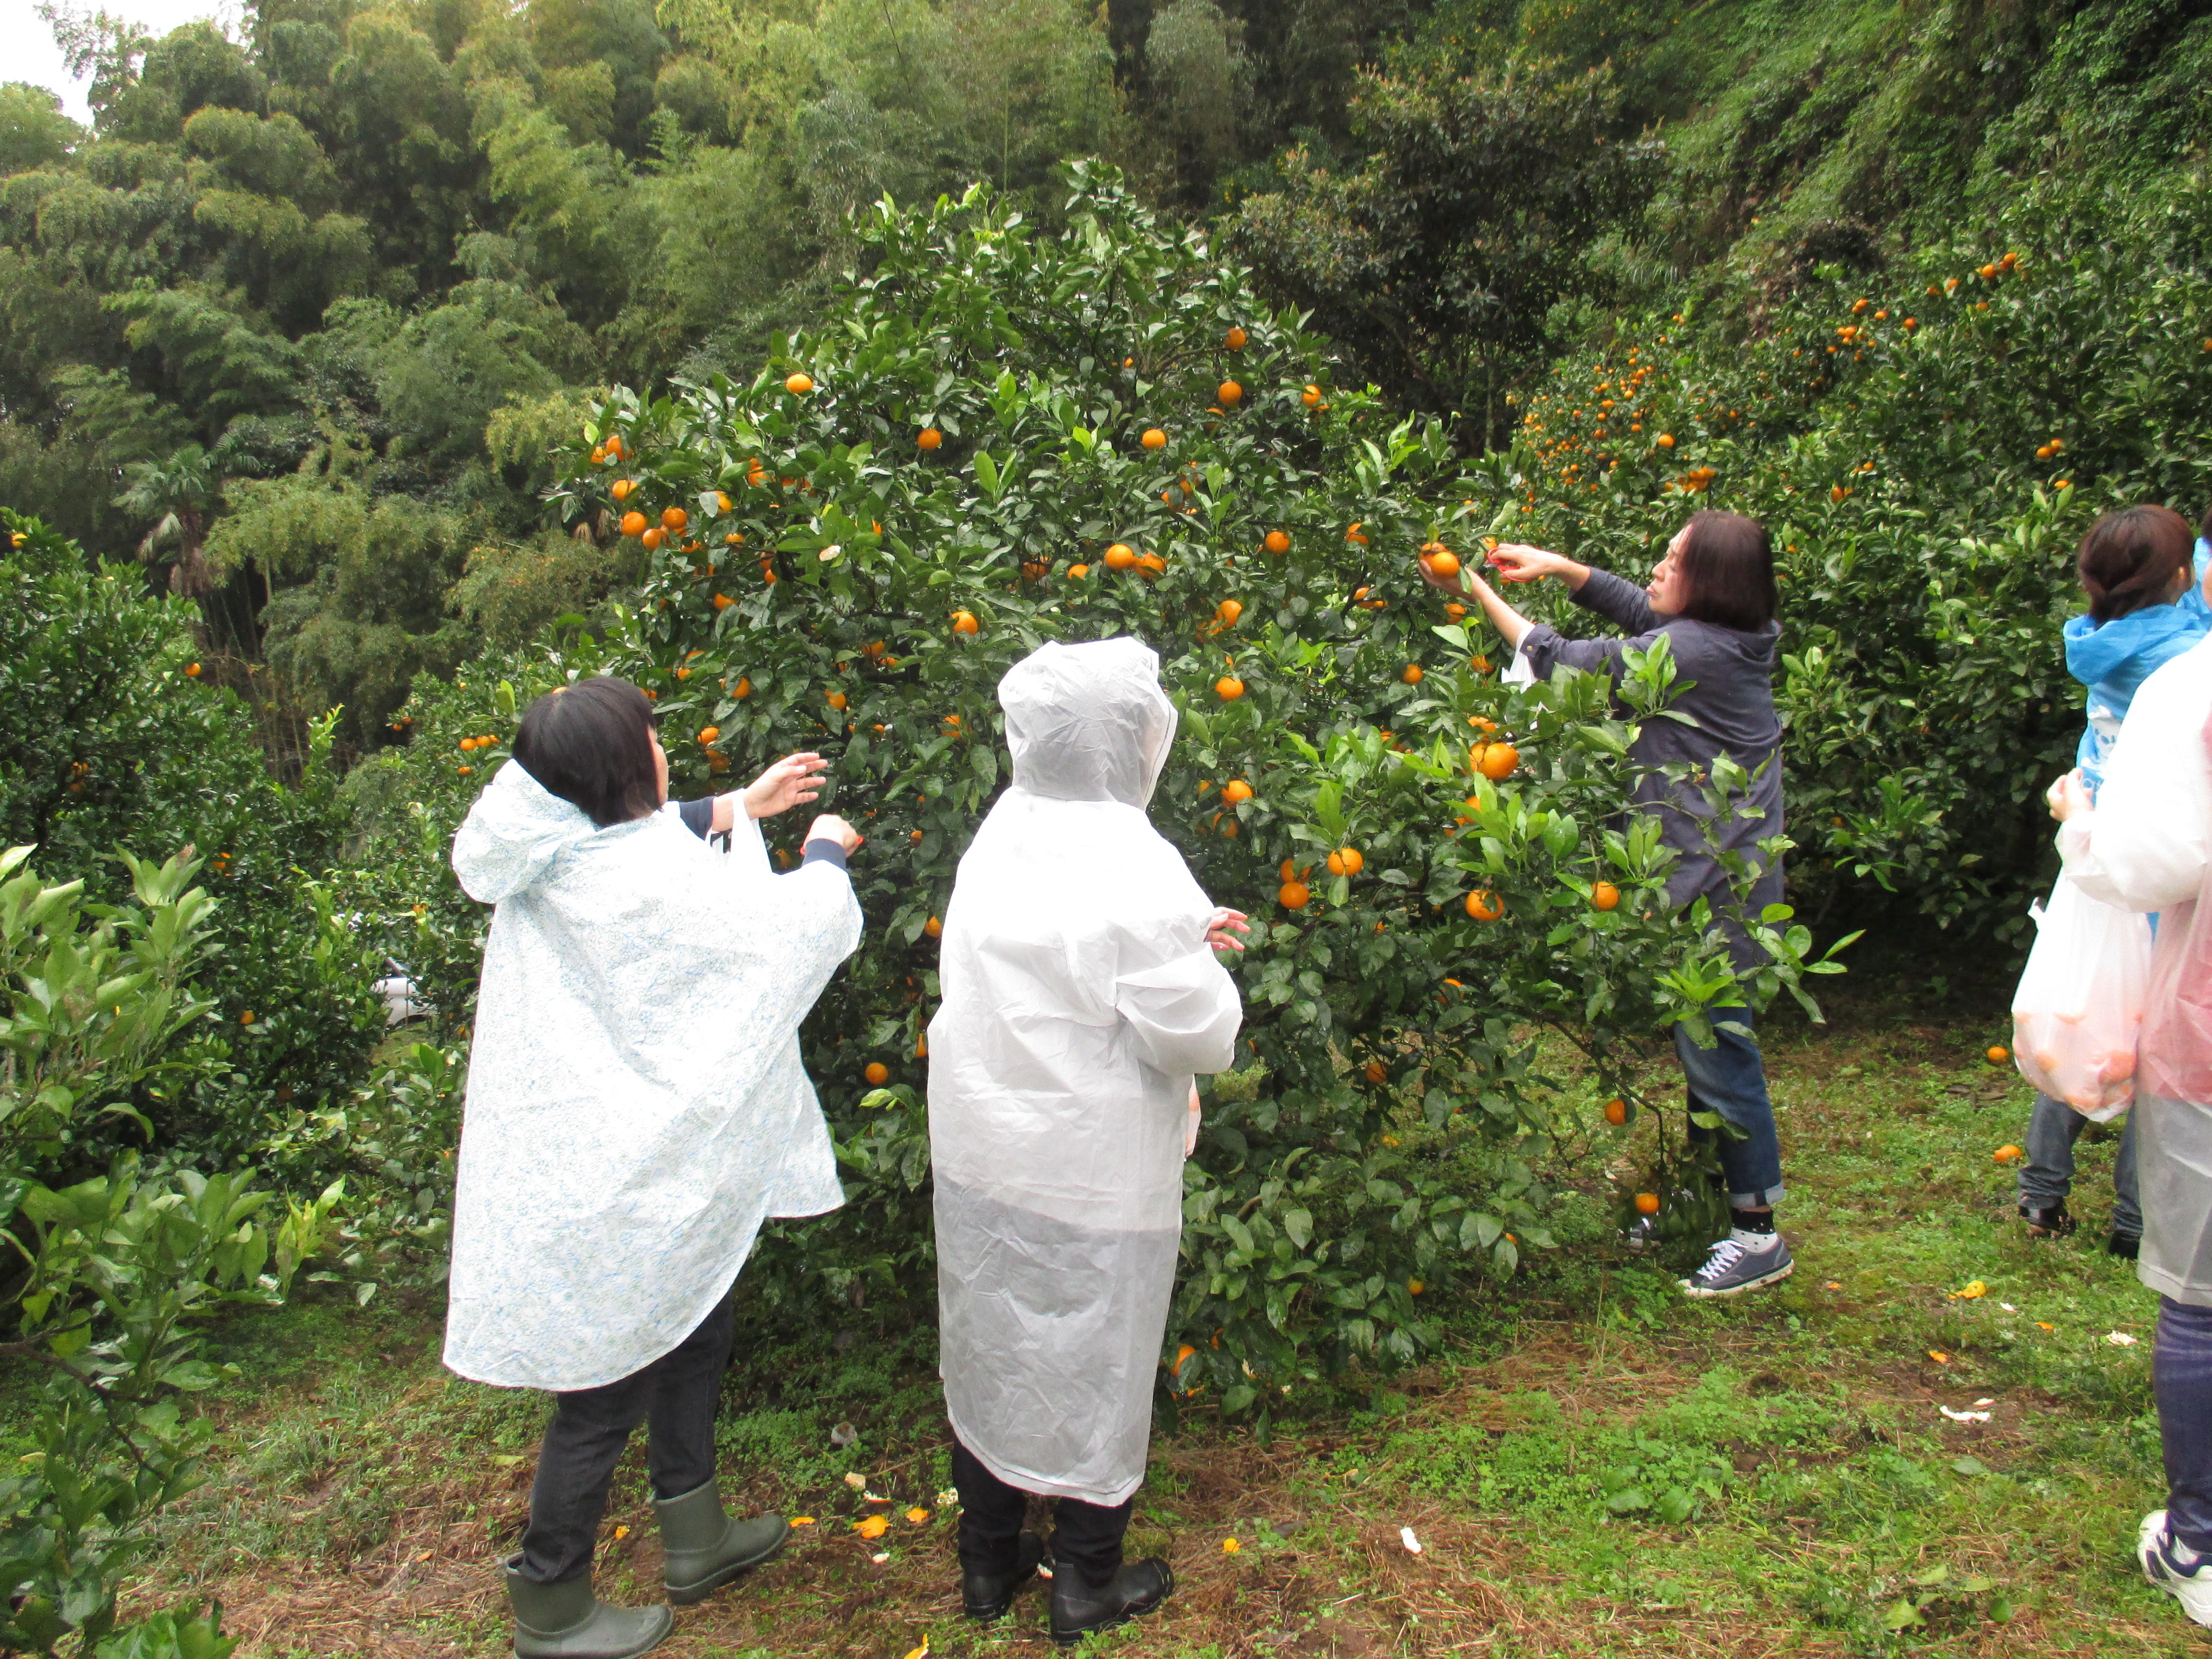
top-left (2080, 505), bottom-right (2193, 624)
top-left (513, 676), bottom-right (661, 827)
top-left (1675, 510), bottom-right (1777, 632)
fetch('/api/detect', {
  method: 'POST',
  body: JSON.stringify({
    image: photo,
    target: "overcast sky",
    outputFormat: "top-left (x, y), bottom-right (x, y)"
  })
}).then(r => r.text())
top-left (5, 0), bottom-right (243, 123)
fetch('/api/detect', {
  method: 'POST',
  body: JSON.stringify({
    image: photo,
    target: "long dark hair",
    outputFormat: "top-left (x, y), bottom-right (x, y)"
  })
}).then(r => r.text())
top-left (1675, 510), bottom-right (1777, 632)
top-left (513, 676), bottom-right (661, 827)
top-left (2079, 505), bottom-right (2193, 624)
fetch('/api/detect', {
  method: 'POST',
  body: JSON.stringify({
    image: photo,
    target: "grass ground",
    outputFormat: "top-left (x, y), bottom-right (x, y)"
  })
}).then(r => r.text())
top-left (128, 970), bottom-right (2197, 1658)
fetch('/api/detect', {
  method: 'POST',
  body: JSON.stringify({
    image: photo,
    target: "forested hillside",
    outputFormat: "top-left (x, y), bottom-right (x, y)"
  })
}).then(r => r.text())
top-left (9, 0), bottom-right (2206, 751)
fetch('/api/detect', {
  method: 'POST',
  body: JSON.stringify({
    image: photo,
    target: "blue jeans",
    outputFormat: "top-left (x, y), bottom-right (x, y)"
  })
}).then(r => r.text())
top-left (1674, 1010), bottom-right (1786, 1209)
top-left (2158, 1297), bottom-right (2212, 1551)
top-left (2018, 1092), bottom-right (2141, 1236)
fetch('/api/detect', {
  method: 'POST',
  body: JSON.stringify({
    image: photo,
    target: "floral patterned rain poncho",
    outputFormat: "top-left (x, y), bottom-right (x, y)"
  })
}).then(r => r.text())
top-left (445, 759), bottom-right (862, 1392)
top-left (929, 638), bottom-right (1244, 1506)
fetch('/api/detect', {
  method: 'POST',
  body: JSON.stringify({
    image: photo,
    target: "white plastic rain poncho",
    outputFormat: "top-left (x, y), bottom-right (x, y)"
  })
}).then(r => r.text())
top-left (929, 638), bottom-right (1244, 1505)
top-left (445, 759), bottom-right (862, 1392)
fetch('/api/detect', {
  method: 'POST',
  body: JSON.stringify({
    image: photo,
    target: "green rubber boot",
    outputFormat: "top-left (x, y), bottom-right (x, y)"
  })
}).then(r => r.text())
top-left (654, 1479), bottom-right (789, 1605)
top-left (505, 1563), bottom-right (672, 1659)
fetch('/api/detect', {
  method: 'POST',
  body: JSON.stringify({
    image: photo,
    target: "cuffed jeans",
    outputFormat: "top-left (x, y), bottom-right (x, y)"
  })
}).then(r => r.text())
top-left (2018, 1092), bottom-right (2141, 1237)
top-left (951, 1436), bottom-right (1131, 1587)
top-left (1674, 1010), bottom-right (1787, 1209)
top-left (516, 1288), bottom-right (737, 1584)
top-left (2158, 1297), bottom-right (2212, 1552)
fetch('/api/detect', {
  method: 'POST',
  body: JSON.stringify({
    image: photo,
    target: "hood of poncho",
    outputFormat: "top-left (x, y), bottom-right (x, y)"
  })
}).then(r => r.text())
top-left (451, 760), bottom-right (608, 904)
top-left (1000, 638), bottom-right (1177, 808)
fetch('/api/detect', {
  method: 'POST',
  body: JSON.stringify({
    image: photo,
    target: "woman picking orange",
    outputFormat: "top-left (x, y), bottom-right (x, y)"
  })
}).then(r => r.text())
top-left (1421, 514), bottom-right (1795, 1298)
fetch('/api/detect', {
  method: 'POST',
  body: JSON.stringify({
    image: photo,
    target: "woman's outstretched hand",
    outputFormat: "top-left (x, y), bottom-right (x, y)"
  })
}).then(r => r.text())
top-left (806, 813), bottom-right (863, 854)
top-left (1206, 907), bottom-right (1251, 952)
top-left (1185, 1082), bottom-right (1202, 1157)
top-left (1487, 543), bottom-right (1588, 587)
top-left (744, 752), bottom-right (829, 820)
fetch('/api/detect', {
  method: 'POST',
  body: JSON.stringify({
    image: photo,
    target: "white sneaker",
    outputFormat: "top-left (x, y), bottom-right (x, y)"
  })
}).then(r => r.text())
top-left (1678, 1232), bottom-right (1792, 1298)
top-left (2138, 1509), bottom-right (2212, 1626)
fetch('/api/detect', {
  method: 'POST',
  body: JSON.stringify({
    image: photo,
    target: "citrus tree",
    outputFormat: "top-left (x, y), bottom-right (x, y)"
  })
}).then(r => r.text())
top-left (1495, 171), bottom-right (2212, 940)
top-left (361, 164), bottom-right (1845, 1404)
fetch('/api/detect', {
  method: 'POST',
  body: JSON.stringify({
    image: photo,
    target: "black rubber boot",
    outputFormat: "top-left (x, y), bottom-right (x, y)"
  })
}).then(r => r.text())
top-left (2020, 1201), bottom-right (2077, 1238)
top-left (652, 1479), bottom-right (788, 1605)
top-left (1048, 1558), bottom-right (1174, 1647)
top-left (505, 1563), bottom-right (673, 1659)
top-left (2109, 1230), bottom-right (2142, 1260)
top-left (963, 1527), bottom-right (1044, 1621)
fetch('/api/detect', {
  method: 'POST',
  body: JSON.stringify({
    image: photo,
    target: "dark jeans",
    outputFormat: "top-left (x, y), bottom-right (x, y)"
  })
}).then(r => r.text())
top-left (2157, 1297), bottom-right (2212, 1552)
top-left (951, 1436), bottom-right (1131, 1587)
top-left (517, 1289), bottom-right (737, 1584)
top-left (1675, 1009), bottom-right (1787, 1209)
top-left (2019, 1092), bottom-right (2142, 1236)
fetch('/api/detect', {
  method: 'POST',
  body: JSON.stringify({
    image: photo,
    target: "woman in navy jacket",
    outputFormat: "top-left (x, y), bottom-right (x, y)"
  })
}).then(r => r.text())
top-left (1424, 511), bottom-right (1793, 1298)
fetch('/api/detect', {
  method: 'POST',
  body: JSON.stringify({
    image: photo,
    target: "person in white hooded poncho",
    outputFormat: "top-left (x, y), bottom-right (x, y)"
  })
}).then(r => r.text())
top-left (446, 676), bottom-right (863, 1659)
top-left (928, 638), bottom-right (1247, 1647)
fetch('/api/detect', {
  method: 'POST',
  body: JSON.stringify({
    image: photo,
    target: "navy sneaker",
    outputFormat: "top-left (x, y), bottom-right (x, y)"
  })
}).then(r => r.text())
top-left (1678, 1232), bottom-right (1793, 1298)
top-left (2138, 1509), bottom-right (2212, 1626)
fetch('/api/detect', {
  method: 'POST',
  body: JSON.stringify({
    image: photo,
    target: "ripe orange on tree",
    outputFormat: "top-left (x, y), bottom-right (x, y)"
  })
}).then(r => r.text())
top-left (1104, 542), bottom-right (1137, 570)
top-left (642, 528), bottom-right (664, 550)
top-left (865, 1062), bottom-right (890, 1085)
top-left (1302, 383), bottom-right (1321, 407)
top-left (785, 372), bottom-right (815, 395)
top-left (1475, 743), bottom-right (1520, 780)
top-left (1591, 881), bottom-right (1621, 911)
top-left (185, 662), bottom-right (202, 678)
top-left (1264, 529), bottom-right (1290, 553)
top-left (1225, 326), bottom-right (1247, 349)
top-left (1141, 428), bottom-right (1166, 449)
top-left (662, 506), bottom-right (688, 533)
top-left (1987, 1045), bottom-right (2009, 1065)
top-left (827, 691), bottom-right (848, 711)
top-left (1216, 675), bottom-right (1245, 701)
top-left (1218, 380), bottom-right (1243, 405)
top-left (1634, 1192), bottom-right (1660, 1215)
top-left (1421, 547), bottom-right (1460, 579)
top-left (1465, 890), bottom-right (1503, 921)
top-left (1221, 779), bottom-right (1253, 804)
top-left (1327, 847), bottom-right (1363, 877)
top-left (926, 915), bottom-right (943, 937)
top-left (1215, 599), bottom-right (1243, 627)
top-left (951, 611), bottom-right (980, 635)
top-left (1402, 664), bottom-right (1423, 685)
top-left (698, 725), bottom-right (721, 745)
top-left (1279, 879), bottom-right (1311, 910)
top-left (918, 427), bottom-right (943, 450)
top-left (621, 510), bottom-right (648, 537)
top-left (1364, 1059), bottom-right (1387, 1084)
top-left (612, 478), bottom-right (635, 501)
top-left (1603, 1098), bottom-right (1629, 1127)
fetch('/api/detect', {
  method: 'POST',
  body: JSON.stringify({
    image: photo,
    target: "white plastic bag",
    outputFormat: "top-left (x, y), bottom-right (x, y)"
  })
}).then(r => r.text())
top-left (2010, 874), bottom-right (2153, 1121)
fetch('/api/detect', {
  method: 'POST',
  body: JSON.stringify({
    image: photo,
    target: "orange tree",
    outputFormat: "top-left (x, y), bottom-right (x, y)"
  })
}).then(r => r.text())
top-left (366, 164), bottom-right (1845, 1404)
top-left (1494, 172), bottom-right (2212, 942)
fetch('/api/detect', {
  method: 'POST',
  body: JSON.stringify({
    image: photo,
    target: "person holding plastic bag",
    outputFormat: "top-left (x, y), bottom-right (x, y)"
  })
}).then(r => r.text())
top-left (2013, 506), bottom-right (2208, 1250)
top-left (1421, 512), bottom-right (1792, 1298)
top-left (2046, 572), bottom-right (2212, 1627)
top-left (929, 638), bottom-right (1247, 1646)
top-left (446, 676), bottom-right (864, 1659)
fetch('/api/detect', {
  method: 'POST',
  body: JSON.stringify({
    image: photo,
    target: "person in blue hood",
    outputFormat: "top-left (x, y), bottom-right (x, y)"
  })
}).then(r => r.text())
top-left (2021, 505), bottom-right (2211, 1253)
